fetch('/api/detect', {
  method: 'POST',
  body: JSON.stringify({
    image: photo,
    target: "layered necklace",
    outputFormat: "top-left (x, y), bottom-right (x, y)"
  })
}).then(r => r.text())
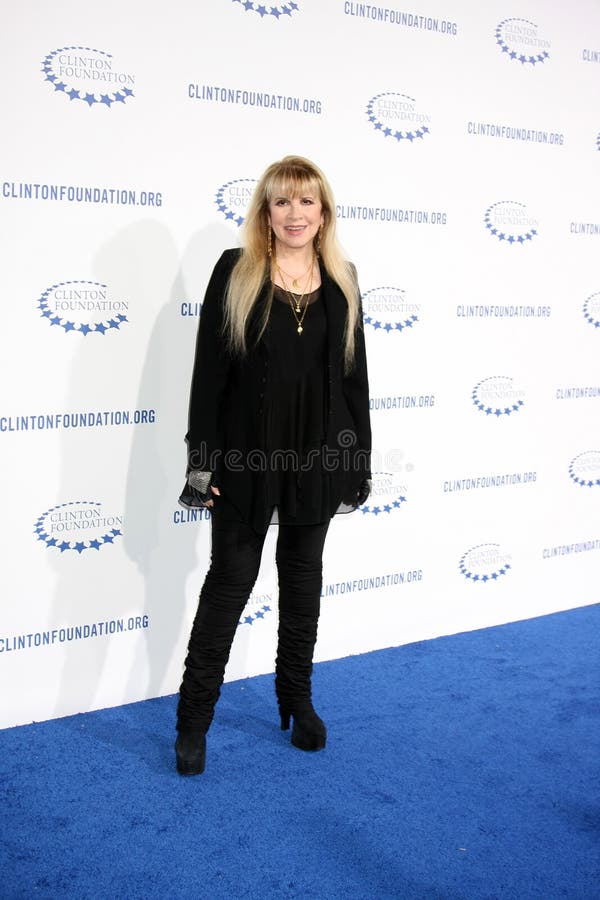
top-left (275, 254), bottom-right (316, 335)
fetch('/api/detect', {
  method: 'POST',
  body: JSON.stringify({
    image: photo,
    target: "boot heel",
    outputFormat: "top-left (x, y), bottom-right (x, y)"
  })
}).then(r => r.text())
top-left (175, 731), bottom-right (206, 776)
top-left (279, 704), bottom-right (326, 751)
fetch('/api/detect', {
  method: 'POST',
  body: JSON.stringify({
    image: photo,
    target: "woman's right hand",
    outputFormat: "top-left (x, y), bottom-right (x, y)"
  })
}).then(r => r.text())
top-left (186, 470), bottom-right (220, 507)
top-left (203, 485), bottom-right (221, 508)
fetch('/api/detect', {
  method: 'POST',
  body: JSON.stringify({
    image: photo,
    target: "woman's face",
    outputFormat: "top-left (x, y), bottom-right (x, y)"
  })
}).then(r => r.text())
top-left (268, 189), bottom-right (324, 255)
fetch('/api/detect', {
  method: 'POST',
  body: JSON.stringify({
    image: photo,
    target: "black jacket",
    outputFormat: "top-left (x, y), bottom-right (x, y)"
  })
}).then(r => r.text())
top-left (185, 248), bottom-right (371, 531)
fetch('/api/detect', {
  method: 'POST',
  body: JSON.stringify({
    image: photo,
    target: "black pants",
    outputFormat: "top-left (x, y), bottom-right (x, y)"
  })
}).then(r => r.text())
top-left (177, 514), bottom-right (330, 733)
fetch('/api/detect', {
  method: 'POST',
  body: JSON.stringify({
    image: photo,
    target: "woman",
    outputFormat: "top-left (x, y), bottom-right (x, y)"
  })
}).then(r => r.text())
top-left (176, 156), bottom-right (371, 775)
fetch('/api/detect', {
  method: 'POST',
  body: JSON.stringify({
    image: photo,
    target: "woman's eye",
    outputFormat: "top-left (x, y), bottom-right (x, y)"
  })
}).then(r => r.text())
top-left (275, 199), bottom-right (288, 206)
top-left (301, 198), bottom-right (314, 204)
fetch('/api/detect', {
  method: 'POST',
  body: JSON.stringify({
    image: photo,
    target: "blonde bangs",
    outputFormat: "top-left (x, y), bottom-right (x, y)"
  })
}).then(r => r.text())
top-left (264, 170), bottom-right (321, 204)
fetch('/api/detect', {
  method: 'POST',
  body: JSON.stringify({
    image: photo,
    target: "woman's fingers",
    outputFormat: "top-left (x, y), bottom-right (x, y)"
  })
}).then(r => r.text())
top-left (204, 485), bottom-right (220, 508)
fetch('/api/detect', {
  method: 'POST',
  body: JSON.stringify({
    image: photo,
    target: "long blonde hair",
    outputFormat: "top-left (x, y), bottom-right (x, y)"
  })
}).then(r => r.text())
top-left (224, 155), bottom-right (360, 369)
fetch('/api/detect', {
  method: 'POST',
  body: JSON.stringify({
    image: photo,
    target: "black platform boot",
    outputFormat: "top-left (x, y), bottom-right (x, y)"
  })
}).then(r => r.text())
top-left (176, 570), bottom-right (255, 776)
top-left (278, 701), bottom-right (327, 751)
top-left (174, 728), bottom-right (207, 775)
top-left (175, 514), bottom-right (267, 774)
top-left (275, 522), bottom-right (329, 752)
top-left (275, 604), bottom-right (327, 752)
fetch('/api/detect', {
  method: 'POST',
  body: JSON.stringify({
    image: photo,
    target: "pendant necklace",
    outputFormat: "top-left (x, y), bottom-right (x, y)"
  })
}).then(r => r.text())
top-left (276, 261), bottom-right (314, 334)
top-left (275, 256), bottom-right (314, 291)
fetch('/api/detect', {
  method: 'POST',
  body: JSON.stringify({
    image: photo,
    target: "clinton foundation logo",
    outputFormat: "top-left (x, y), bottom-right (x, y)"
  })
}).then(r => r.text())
top-left (34, 501), bottom-right (123, 554)
top-left (472, 376), bottom-right (525, 417)
top-left (359, 472), bottom-right (407, 516)
top-left (495, 19), bottom-right (550, 65)
top-left (366, 93), bottom-right (431, 143)
top-left (239, 591), bottom-right (273, 626)
top-left (361, 286), bottom-right (420, 333)
top-left (215, 178), bottom-right (258, 226)
top-left (36, 280), bottom-right (129, 335)
top-left (460, 543), bottom-right (512, 582)
top-left (231, 0), bottom-right (300, 18)
top-left (568, 451), bottom-right (600, 488)
top-left (484, 201), bottom-right (538, 244)
top-left (42, 47), bottom-right (135, 106)
top-left (583, 292), bottom-right (600, 329)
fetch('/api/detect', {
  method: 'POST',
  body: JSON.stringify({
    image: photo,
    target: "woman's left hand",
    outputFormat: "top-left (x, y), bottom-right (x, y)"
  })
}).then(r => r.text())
top-left (356, 478), bottom-right (372, 506)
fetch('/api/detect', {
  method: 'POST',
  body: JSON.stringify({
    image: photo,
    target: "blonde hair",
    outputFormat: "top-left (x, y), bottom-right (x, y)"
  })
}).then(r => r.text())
top-left (224, 155), bottom-right (360, 369)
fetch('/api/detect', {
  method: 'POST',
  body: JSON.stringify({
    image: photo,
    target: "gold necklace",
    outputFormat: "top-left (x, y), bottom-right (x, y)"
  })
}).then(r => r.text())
top-left (277, 264), bottom-right (312, 313)
top-left (277, 267), bottom-right (314, 334)
top-left (274, 256), bottom-right (314, 289)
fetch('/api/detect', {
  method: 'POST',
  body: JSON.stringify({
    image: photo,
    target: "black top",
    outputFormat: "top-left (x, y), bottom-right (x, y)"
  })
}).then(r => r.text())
top-left (184, 249), bottom-right (372, 535)
top-left (262, 285), bottom-right (328, 524)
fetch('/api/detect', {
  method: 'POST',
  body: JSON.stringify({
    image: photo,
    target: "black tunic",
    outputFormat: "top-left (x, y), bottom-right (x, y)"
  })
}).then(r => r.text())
top-left (184, 249), bottom-right (372, 535)
top-left (262, 286), bottom-right (328, 525)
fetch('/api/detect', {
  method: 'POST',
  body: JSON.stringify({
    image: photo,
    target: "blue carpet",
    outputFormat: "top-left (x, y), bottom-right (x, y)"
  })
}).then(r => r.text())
top-left (1, 606), bottom-right (599, 899)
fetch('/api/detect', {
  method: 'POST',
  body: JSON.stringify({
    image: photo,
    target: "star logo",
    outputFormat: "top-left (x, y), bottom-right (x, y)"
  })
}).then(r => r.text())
top-left (366, 92), bottom-right (431, 144)
top-left (495, 19), bottom-right (550, 66)
top-left (232, 0), bottom-right (300, 18)
top-left (484, 201), bottom-right (538, 244)
top-left (42, 46), bottom-right (135, 107)
top-left (36, 280), bottom-right (130, 336)
top-left (459, 544), bottom-right (512, 583)
top-left (568, 451), bottom-right (600, 488)
top-left (583, 294), bottom-right (600, 330)
top-left (362, 287), bottom-right (420, 335)
top-left (214, 178), bottom-right (258, 228)
top-left (472, 377), bottom-right (525, 417)
top-left (34, 502), bottom-right (123, 554)
top-left (238, 603), bottom-right (272, 626)
top-left (360, 493), bottom-right (407, 516)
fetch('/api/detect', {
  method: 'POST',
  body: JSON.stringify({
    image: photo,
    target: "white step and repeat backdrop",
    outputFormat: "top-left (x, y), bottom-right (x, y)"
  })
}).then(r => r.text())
top-left (1, 1), bottom-right (599, 728)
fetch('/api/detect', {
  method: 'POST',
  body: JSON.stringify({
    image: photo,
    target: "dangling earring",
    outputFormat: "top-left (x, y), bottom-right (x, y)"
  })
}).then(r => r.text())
top-left (267, 225), bottom-right (272, 258)
top-left (316, 224), bottom-right (323, 256)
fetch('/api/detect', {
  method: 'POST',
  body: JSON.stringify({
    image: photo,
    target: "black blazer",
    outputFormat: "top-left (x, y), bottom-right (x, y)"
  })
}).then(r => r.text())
top-left (185, 248), bottom-right (371, 530)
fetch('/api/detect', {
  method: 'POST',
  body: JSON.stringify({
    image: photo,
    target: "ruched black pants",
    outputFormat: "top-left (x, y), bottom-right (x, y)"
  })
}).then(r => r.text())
top-left (177, 514), bottom-right (330, 733)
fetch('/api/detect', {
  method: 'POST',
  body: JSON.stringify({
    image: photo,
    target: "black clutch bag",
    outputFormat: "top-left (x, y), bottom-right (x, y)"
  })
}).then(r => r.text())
top-left (178, 471), bottom-right (213, 509)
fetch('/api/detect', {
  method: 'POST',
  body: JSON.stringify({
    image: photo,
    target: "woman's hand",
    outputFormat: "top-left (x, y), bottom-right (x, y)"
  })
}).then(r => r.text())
top-left (187, 471), bottom-right (220, 508)
top-left (355, 478), bottom-right (372, 507)
top-left (203, 485), bottom-right (220, 509)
